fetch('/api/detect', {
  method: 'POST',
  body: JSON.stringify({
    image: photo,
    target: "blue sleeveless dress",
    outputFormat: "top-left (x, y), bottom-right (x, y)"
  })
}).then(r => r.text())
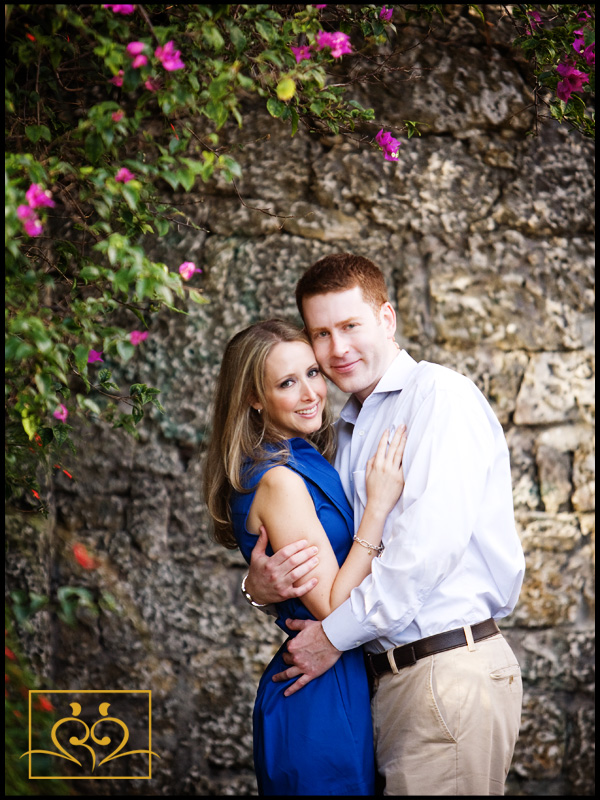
top-left (231, 437), bottom-right (376, 796)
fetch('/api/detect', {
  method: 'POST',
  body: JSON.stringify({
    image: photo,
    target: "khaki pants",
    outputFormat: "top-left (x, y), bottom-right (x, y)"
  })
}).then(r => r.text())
top-left (371, 633), bottom-right (522, 796)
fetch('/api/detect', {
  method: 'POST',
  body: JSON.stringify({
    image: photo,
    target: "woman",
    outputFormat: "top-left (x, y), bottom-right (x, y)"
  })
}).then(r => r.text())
top-left (203, 319), bottom-right (406, 796)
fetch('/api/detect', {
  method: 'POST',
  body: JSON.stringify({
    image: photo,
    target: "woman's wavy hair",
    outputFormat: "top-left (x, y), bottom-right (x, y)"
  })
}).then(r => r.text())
top-left (202, 318), bottom-right (335, 549)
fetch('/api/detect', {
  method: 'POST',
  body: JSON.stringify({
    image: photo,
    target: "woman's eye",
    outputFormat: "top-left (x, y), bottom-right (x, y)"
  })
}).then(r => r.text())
top-left (280, 379), bottom-right (293, 388)
top-left (308, 368), bottom-right (320, 378)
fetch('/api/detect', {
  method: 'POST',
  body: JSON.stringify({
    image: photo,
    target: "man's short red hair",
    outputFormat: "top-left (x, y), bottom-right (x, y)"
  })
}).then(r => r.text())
top-left (295, 253), bottom-right (389, 320)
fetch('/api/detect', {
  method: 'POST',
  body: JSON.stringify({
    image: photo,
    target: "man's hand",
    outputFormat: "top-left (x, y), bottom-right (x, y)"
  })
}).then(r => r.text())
top-left (272, 619), bottom-right (342, 696)
top-left (244, 526), bottom-right (320, 605)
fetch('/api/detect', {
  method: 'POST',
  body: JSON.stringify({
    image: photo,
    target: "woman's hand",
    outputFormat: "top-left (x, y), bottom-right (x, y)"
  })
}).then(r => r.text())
top-left (365, 425), bottom-right (407, 517)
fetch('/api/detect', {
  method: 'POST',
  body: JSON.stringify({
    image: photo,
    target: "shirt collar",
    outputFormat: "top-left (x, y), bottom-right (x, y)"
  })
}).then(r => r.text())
top-left (339, 350), bottom-right (418, 424)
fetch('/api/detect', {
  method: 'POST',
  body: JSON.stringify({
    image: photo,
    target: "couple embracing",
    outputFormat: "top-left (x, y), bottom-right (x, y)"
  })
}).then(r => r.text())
top-left (203, 253), bottom-right (524, 796)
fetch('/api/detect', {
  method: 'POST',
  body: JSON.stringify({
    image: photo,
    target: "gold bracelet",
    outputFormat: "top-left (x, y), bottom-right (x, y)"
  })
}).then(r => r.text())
top-left (353, 535), bottom-right (384, 557)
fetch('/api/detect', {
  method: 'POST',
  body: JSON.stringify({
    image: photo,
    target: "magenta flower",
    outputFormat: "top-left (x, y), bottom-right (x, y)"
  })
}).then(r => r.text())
top-left (314, 30), bottom-right (353, 58)
top-left (17, 204), bottom-right (35, 220)
top-left (582, 43), bottom-right (595, 67)
top-left (129, 330), bottom-right (148, 345)
top-left (88, 350), bottom-right (104, 364)
top-left (103, 4), bottom-right (135, 13)
top-left (112, 109), bottom-right (125, 122)
top-left (25, 183), bottom-right (55, 209)
top-left (314, 4), bottom-right (327, 7)
top-left (144, 76), bottom-right (161, 92)
top-left (126, 41), bottom-right (146, 56)
top-left (155, 41), bottom-right (185, 71)
top-left (23, 216), bottom-right (44, 236)
top-left (115, 167), bottom-right (135, 183)
top-left (132, 54), bottom-right (148, 68)
top-left (556, 61), bottom-right (589, 102)
top-left (110, 70), bottom-right (125, 87)
top-left (53, 404), bottom-right (68, 422)
top-left (178, 261), bottom-right (202, 280)
top-left (380, 6), bottom-right (393, 22)
top-left (375, 128), bottom-right (401, 161)
top-left (291, 45), bottom-right (313, 63)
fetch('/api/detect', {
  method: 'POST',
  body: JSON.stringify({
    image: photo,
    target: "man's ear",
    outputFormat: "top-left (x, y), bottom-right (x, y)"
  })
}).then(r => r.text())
top-left (380, 301), bottom-right (397, 337)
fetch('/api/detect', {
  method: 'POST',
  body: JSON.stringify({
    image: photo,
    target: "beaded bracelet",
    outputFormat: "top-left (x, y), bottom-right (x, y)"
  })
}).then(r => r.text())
top-left (353, 535), bottom-right (385, 556)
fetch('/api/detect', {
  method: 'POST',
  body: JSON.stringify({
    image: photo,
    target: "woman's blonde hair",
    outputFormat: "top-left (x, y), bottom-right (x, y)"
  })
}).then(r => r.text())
top-left (203, 319), bottom-right (335, 549)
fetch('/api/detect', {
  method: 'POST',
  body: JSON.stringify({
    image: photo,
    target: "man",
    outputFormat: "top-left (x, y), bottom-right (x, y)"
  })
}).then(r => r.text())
top-left (243, 253), bottom-right (525, 795)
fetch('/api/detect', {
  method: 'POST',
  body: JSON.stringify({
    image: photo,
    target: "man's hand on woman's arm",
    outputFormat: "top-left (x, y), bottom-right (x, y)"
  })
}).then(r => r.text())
top-left (244, 526), bottom-right (320, 605)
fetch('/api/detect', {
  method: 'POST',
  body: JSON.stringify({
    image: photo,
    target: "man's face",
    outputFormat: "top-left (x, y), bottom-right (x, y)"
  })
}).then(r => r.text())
top-left (303, 286), bottom-right (397, 403)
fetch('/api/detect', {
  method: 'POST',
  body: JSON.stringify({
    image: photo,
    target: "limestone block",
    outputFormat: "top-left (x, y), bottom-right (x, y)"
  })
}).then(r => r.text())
top-left (514, 351), bottom-right (595, 425)
top-left (533, 424), bottom-right (595, 514)
top-left (512, 513), bottom-right (593, 627)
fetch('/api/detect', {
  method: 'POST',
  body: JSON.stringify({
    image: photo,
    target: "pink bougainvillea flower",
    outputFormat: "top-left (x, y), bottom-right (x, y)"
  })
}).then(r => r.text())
top-left (115, 167), bottom-right (135, 183)
top-left (155, 41), bottom-right (185, 71)
top-left (23, 216), bottom-right (44, 236)
top-left (556, 61), bottom-right (589, 101)
top-left (291, 45), bottom-right (313, 63)
top-left (17, 204), bottom-right (35, 220)
top-left (126, 41), bottom-right (146, 56)
top-left (178, 261), bottom-right (202, 280)
top-left (88, 349), bottom-right (104, 364)
top-left (25, 183), bottom-right (55, 209)
top-left (132, 54), bottom-right (148, 68)
top-left (5, 646), bottom-right (16, 661)
top-left (103, 4), bottom-right (135, 13)
top-left (110, 70), bottom-right (125, 87)
top-left (112, 109), bottom-right (125, 122)
top-left (582, 43), bottom-right (595, 67)
top-left (314, 4), bottom-right (327, 8)
top-left (129, 330), bottom-right (148, 345)
top-left (53, 404), bottom-right (68, 422)
top-left (380, 6), bottom-right (393, 22)
top-left (375, 128), bottom-right (401, 161)
top-left (314, 30), bottom-right (352, 58)
top-left (144, 76), bottom-right (161, 92)
top-left (73, 543), bottom-right (99, 570)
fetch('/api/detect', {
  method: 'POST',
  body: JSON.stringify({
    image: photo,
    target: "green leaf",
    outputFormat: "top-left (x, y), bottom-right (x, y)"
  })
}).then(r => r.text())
top-left (25, 124), bottom-right (52, 144)
top-left (290, 106), bottom-right (299, 137)
top-left (85, 131), bottom-right (104, 163)
top-left (267, 97), bottom-right (286, 118)
top-left (116, 340), bottom-right (135, 363)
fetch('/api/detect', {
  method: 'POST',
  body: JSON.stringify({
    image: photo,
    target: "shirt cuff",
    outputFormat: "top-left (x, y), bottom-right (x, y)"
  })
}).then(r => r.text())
top-left (322, 599), bottom-right (371, 651)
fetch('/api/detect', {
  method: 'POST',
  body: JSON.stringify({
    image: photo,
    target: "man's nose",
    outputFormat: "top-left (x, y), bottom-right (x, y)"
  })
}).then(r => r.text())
top-left (330, 332), bottom-right (347, 357)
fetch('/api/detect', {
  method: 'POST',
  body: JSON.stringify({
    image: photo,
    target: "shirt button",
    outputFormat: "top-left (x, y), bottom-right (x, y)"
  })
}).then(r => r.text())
top-left (358, 430), bottom-right (365, 436)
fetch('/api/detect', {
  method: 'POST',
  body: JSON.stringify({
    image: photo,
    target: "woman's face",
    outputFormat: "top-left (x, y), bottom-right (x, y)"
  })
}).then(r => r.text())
top-left (258, 340), bottom-right (327, 440)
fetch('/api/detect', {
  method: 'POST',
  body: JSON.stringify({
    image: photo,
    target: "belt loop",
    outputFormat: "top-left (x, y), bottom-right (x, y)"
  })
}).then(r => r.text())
top-left (463, 624), bottom-right (477, 652)
top-left (387, 648), bottom-right (400, 675)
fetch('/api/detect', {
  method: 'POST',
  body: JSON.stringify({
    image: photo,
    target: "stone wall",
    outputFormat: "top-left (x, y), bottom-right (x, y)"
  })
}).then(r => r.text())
top-left (6, 8), bottom-right (594, 796)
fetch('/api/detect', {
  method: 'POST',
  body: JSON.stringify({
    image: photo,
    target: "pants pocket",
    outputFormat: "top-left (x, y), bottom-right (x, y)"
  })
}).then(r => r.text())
top-left (490, 663), bottom-right (522, 693)
top-left (428, 658), bottom-right (458, 743)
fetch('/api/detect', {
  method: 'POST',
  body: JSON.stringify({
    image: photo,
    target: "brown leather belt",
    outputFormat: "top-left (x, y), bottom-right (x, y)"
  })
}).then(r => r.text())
top-left (366, 618), bottom-right (500, 678)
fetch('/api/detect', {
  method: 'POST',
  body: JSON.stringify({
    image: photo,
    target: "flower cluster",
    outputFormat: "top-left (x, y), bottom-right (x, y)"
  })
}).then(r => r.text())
top-left (103, 4), bottom-right (135, 13)
top-left (314, 30), bottom-right (353, 58)
top-left (115, 166), bottom-right (135, 183)
top-left (178, 261), bottom-right (202, 280)
top-left (380, 6), bottom-right (393, 22)
top-left (556, 61), bottom-right (590, 102)
top-left (155, 41), bottom-right (185, 71)
top-left (290, 30), bottom-right (353, 62)
top-left (17, 183), bottom-right (55, 237)
top-left (53, 403), bottom-right (68, 422)
top-left (130, 330), bottom-right (148, 345)
top-left (126, 40), bottom-right (148, 68)
top-left (375, 128), bottom-right (401, 161)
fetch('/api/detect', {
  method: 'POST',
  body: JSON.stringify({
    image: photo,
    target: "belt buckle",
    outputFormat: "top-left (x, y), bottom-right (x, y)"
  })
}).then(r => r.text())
top-left (388, 644), bottom-right (417, 673)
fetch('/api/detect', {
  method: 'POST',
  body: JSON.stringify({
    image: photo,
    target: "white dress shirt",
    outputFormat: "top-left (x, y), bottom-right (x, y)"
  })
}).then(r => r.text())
top-left (323, 350), bottom-right (525, 654)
